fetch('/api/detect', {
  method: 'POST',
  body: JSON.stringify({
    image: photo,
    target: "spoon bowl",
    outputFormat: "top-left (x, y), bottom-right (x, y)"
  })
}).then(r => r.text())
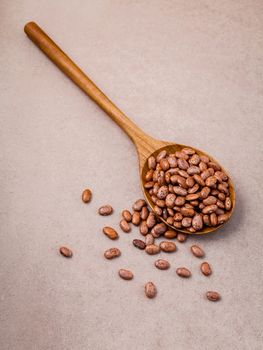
top-left (24, 22), bottom-right (235, 234)
top-left (139, 141), bottom-right (235, 234)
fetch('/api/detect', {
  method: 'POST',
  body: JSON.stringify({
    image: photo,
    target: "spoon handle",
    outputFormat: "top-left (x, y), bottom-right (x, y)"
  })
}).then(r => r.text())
top-left (24, 22), bottom-right (149, 147)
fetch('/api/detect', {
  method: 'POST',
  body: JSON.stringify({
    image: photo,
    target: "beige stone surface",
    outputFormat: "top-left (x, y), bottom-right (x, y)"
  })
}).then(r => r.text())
top-left (1, 1), bottom-right (263, 349)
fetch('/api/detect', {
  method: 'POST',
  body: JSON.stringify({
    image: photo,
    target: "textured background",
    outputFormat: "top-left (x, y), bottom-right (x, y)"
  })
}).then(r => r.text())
top-left (1, 1), bottom-right (263, 349)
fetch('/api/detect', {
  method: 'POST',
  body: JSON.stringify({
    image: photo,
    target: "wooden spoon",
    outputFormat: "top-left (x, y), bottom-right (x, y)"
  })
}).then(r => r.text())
top-left (24, 22), bottom-right (235, 235)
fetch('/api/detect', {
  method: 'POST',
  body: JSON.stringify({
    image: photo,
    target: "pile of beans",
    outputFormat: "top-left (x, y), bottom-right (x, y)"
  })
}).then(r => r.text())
top-left (144, 148), bottom-right (232, 232)
top-left (59, 189), bottom-right (221, 302)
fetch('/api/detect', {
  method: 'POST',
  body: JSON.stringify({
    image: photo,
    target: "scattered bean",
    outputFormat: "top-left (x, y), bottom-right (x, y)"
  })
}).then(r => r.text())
top-left (133, 239), bottom-right (146, 250)
top-left (119, 219), bottom-right (131, 233)
top-left (155, 259), bottom-right (170, 270)
top-left (118, 269), bottom-right (133, 280)
top-left (132, 211), bottom-right (141, 226)
top-left (82, 188), bottom-right (92, 203)
top-left (145, 282), bottom-right (157, 298)
top-left (59, 246), bottom-right (73, 258)
top-left (98, 205), bottom-right (113, 216)
top-left (122, 210), bottom-right (132, 222)
top-left (104, 248), bottom-right (121, 259)
top-left (191, 245), bottom-right (205, 258)
top-left (201, 262), bottom-right (212, 276)
top-left (160, 241), bottom-right (177, 252)
top-left (177, 233), bottom-right (187, 242)
top-left (145, 244), bottom-right (160, 255)
top-left (176, 267), bottom-right (191, 278)
top-left (103, 227), bottom-right (118, 240)
top-left (206, 291), bottom-right (221, 301)
top-left (140, 221), bottom-right (149, 235)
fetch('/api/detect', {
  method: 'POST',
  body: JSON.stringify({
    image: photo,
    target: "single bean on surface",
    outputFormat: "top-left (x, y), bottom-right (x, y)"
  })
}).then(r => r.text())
top-left (98, 205), bottom-right (113, 216)
top-left (60, 246), bottom-right (73, 258)
top-left (82, 188), bottom-right (92, 203)
top-left (206, 291), bottom-right (221, 301)
top-left (145, 282), bottom-right (157, 298)
top-left (118, 269), bottom-right (133, 280)
top-left (104, 248), bottom-right (121, 259)
top-left (191, 245), bottom-right (205, 258)
top-left (155, 259), bottom-right (170, 270)
top-left (200, 262), bottom-right (212, 276)
top-left (176, 267), bottom-right (191, 278)
top-left (103, 227), bottom-right (118, 240)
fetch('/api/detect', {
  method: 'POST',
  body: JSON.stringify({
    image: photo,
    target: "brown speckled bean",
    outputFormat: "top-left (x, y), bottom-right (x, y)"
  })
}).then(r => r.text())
top-left (206, 176), bottom-right (217, 187)
top-left (178, 158), bottom-right (189, 170)
top-left (118, 269), bottom-right (133, 280)
top-left (155, 259), bottom-right (170, 270)
top-left (189, 154), bottom-right (200, 165)
top-left (145, 282), bottom-right (157, 298)
top-left (193, 174), bottom-right (205, 186)
top-left (201, 262), bottom-right (212, 276)
top-left (210, 213), bottom-right (218, 226)
top-left (148, 156), bottom-right (156, 169)
top-left (182, 217), bottom-right (192, 228)
top-left (103, 227), bottom-right (118, 240)
top-left (157, 150), bottom-right (167, 162)
top-left (176, 267), bottom-right (191, 278)
top-left (60, 246), bottom-right (73, 258)
top-left (139, 221), bottom-right (149, 235)
top-left (145, 234), bottom-right (154, 245)
top-left (173, 186), bottom-right (188, 196)
top-left (166, 217), bottom-right (174, 225)
top-left (203, 214), bottom-right (210, 226)
top-left (206, 291), bottom-right (220, 301)
top-left (146, 212), bottom-right (156, 228)
top-left (140, 206), bottom-right (149, 220)
top-left (151, 223), bottom-right (167, 237)
top-left (225, 197), bottom-right (232, 210)
top-left (187, 183), bottom-right (199, 194)
top-left (164, 230), bottom-right (177, 239)
top-left (98, 205), bottom-right (113, 216)
top-left (175, 151), bottom-right (189, 160)
top-left (182, 148), bottom-right (195, 155)
top-left (191, 245), bottom-right (205, 258)
top-left (159, 241), bottom-right (177, 252)
top-left (122, 210), bottom-right (132, 222)
top-left (82, 189), bottom-right (92, 203)
top-left (132, 199), bottom-right (146, 211)
top-left (157, 186), bottom-right (169, 199)
top-left (186, 193), bottom-right (200, 201)
top-left (104, 248), bottom-right (121, 259)
top-left (145, 244), bottom-right (161, 255)
top-left (160, 158), bottom-right (170, 171)
top-left (192, 214), bottom-right (203, 231)
top-left (217, 213), bottom-right (229, 224)
top-left (132, 211), bottom-right (141, 226)
top-left (181, 207), bottom-right (195, 217)
top-left (200, 187), bottom-right (211, 199)
top-left (165, 194), bottom-right (176, 208)
top-left (177, 233), bottom-right (187, 242)
top-left (202, 204), bottom-right (218, 214)
top-left (120, 219), bottom-right (131, 233)
top-left (133, 239), bottom-right (146, 250)
top-left (145, 169), bottom-right (154, 181)
top-left (186, 176), bottom-right (195, 187)
top-left (199, 161), bottom-right (207, 172)
top-left (203, 196), bottom-right (217, 206)
top-left (168, 155), bottom-right (177, 167)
